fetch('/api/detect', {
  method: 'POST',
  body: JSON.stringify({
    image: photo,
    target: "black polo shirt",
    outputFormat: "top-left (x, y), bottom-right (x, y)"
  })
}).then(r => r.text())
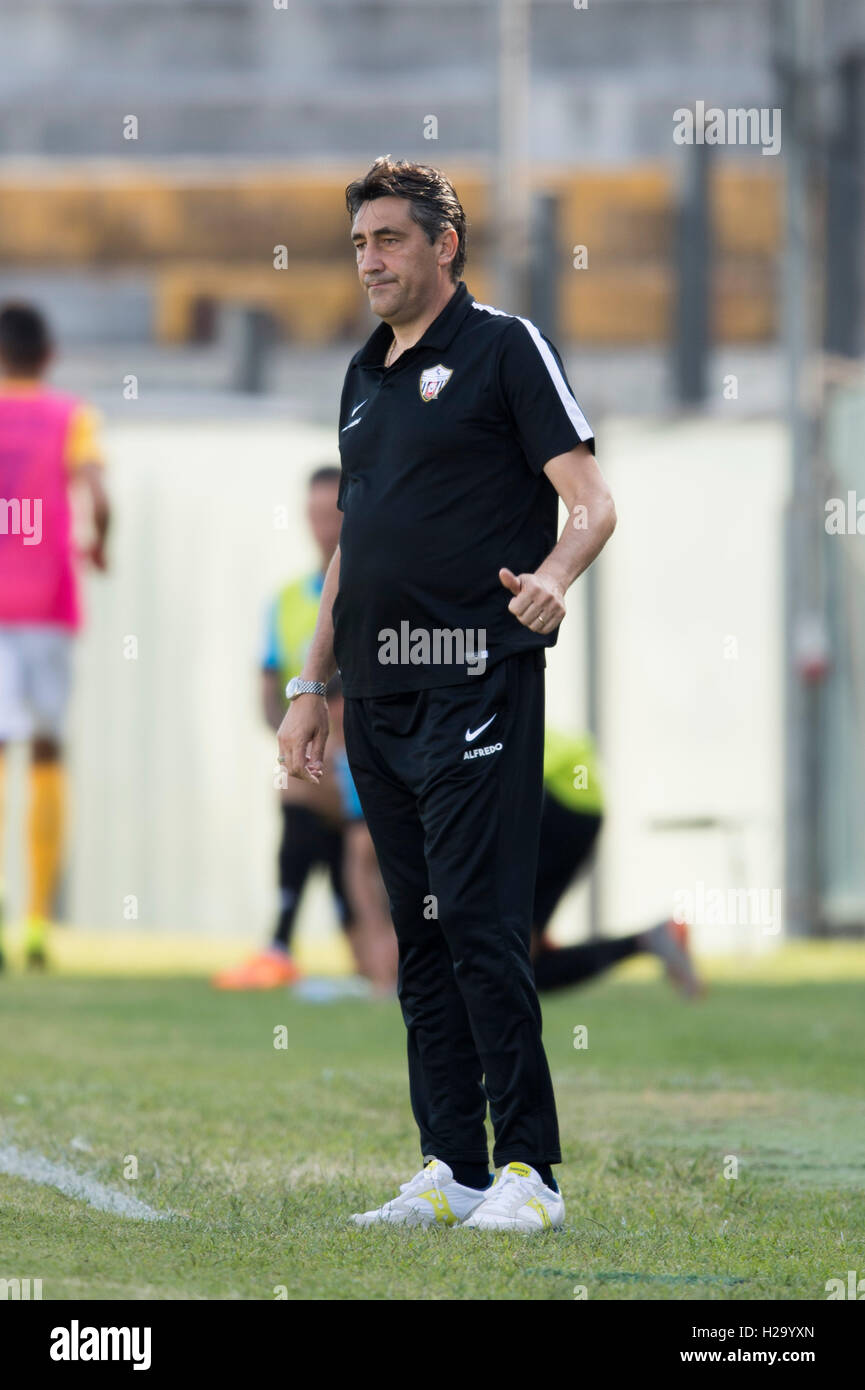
top-left (333, 279), bottom-right (595, 698)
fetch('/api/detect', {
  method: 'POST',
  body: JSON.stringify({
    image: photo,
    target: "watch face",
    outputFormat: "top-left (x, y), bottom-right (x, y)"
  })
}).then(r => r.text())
top-left (286, 679), bottom-right (321, 699)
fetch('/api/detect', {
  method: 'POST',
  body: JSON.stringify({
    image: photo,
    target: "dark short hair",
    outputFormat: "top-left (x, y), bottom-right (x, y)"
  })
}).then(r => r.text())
top-left (345, 156), bottom-right (467, 282)
top-left (0, 302), bottom-right (52, 372)
top-left (308, 465), bottom-right (341, 489)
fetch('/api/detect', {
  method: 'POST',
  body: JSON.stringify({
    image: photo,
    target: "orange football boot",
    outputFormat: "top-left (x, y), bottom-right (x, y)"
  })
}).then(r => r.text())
top-left (212, 949), bottom-right (301, 991)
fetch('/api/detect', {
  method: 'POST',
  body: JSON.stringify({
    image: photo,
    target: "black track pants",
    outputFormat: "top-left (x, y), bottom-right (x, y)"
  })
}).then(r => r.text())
top-left (273, 804), bottom-right (350, 948)
top-left (342, 650), bottom-right (561, 1169)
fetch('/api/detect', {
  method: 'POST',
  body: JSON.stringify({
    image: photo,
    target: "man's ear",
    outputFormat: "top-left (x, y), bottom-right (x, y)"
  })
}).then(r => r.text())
top-left (439, 227), bottom-right (458, 268)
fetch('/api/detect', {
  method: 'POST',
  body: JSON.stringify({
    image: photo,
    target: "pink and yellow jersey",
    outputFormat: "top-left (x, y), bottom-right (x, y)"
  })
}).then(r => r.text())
top-left (0, 383), bottom-right (103, 631)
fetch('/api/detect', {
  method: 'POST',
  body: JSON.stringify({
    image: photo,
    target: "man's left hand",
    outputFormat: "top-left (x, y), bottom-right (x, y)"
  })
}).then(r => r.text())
top-left (499, 567), bottom-right (566, 634)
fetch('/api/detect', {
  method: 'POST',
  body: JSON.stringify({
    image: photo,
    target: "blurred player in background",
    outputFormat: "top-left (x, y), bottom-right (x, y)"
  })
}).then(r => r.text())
top-left (0, 302), bottom-right (109, 971)
top-left (532, 727), bottom-right (703, 997)
top-left (313, 720), bottom-right (704, 999)
top-left (212, 466), bottom-right (396, 994)
top-left (321, 674), bottom-right (398, 996)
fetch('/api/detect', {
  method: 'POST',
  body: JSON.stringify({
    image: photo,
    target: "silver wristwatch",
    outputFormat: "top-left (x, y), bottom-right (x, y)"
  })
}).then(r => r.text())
top-left (285, 677), bottom-right (327, 701)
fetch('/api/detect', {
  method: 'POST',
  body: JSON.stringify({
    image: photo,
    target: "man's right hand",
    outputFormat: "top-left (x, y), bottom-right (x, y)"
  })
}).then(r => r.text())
top-left (277, 694), bottom-right (330, 784)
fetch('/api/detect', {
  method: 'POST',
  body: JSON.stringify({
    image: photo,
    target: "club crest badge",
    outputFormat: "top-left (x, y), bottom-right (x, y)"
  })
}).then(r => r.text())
top-left (419, 364), bottom-right (453, 402)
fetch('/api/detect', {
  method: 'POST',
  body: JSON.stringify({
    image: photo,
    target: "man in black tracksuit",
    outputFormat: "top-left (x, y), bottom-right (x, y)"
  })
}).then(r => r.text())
top-left (278, 157), bottom-right (616, 1233)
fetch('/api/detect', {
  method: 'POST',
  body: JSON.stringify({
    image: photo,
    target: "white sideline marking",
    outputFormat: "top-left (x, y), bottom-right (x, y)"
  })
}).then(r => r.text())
top-left (0, 1144), bottom-right (172, 1221)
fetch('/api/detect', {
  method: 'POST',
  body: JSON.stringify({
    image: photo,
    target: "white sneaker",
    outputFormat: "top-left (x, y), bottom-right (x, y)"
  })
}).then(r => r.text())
top-left (350, 1158), bottom-right (491, 1228)
top-left (460, 1162), bottom-right (565, 1232)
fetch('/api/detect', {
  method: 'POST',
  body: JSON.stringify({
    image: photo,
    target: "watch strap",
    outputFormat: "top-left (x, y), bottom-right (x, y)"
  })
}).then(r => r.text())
top-left (286, 678), bottom-right (327, 700)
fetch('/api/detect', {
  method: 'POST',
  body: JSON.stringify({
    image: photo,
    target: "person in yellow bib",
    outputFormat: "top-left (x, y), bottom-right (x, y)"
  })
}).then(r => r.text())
top-left (212, 466), bottom-right (397, 994)
top-left (532, 727), bottom-right (703, 996)
top-left (213, 467), bottom-right (344, 990)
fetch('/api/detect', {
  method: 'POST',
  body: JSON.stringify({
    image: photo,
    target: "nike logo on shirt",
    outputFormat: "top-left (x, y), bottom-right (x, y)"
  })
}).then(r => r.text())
top-left (465, 714), bottom-right (497, 742)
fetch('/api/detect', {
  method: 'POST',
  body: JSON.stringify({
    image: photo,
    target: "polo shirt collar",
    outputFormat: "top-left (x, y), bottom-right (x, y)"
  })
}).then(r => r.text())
top-left (356, 280), bottom-right (474, 366)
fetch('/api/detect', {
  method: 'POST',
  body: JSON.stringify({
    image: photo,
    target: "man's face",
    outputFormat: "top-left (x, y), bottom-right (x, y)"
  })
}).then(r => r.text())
top-left (307, 481), bottom-right (341, 565)
top-left (351, 195), bottom-right (450, 325)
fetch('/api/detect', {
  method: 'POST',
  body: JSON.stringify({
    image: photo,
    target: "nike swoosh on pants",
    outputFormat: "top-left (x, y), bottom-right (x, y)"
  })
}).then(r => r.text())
top-left (465, 714), bottom-right (497, 742)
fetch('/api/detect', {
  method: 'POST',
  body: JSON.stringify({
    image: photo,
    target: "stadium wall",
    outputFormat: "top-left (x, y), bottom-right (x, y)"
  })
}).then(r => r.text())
top-left (0, 414), bottom-right (788, 955)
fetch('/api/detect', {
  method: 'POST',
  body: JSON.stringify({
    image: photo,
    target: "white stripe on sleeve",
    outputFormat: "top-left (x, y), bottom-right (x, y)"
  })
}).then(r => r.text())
top-left (472, 300), bottom-right (593, 444)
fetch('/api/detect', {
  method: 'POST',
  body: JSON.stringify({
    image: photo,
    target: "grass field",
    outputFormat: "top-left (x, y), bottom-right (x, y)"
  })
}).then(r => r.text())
top-left (1, 944), bottom-right (864, 1301)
